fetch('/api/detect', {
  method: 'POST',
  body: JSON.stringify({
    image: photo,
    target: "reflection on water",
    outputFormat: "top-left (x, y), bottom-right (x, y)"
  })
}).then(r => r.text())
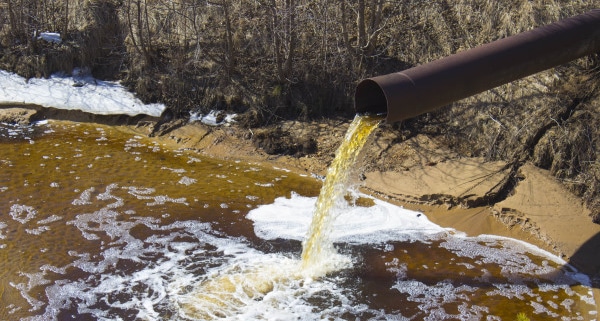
top-left (0, 120), bottom-right (597, 320)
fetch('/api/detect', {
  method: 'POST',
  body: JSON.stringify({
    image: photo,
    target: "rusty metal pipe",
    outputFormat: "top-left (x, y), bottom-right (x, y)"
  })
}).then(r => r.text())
top-left (355, 9), bottom-right (600, 123)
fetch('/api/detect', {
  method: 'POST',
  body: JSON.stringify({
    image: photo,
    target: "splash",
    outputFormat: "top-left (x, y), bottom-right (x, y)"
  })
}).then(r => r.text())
top-left (178, 257), bottom-right (303, 319)
top-left (178, 115), bottom-right (381, 318)
top-left (301, 114), bottom-right (382, 274)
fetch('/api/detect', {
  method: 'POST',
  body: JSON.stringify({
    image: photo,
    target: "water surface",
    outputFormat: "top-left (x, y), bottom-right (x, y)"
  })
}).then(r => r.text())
top-left (0, 120), bottom-right (596, 320)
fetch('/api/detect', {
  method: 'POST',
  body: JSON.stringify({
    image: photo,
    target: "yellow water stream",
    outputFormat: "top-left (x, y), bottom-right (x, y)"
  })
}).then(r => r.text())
top-left (181, 115), bottom-right (382, 318)
top-left (301, 114), bottom-right (382, 273)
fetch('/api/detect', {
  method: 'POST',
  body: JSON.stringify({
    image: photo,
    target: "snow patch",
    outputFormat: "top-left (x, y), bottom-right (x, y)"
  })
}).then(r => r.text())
top-left (38, 32), bottom-right (61, 44)
top-left (190, 110), bottom-right (237, 126)
top-left (0, 69), bottom-right (165, 117)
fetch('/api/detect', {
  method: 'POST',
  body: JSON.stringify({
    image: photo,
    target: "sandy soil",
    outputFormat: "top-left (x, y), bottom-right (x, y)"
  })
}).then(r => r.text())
top-left (2, 105), bottom-right (599, 308)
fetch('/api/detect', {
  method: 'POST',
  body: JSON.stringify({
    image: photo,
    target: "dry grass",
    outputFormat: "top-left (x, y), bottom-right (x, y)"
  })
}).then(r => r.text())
top-left (380, 0), bottom-right (592, 65)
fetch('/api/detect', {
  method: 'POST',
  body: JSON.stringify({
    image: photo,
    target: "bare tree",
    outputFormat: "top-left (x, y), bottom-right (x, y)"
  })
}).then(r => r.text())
top-left (262, 0), bottom-right (296, 82)
top-left (5, 0), bottom-right (22, 40)
top-left (125, 0), bottom-right (154, 66)
top-left (63, 0), bottom-right (69, 37)
top-left (357, 0), bottom-right (385, 56)
top-left (222, 0), bottom-right (236, 76)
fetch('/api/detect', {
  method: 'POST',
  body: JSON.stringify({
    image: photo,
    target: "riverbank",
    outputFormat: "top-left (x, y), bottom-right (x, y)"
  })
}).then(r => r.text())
top-left (2, 105), bottom-right (599, 308)
top-left (156, 117), bottom-right (600, 265)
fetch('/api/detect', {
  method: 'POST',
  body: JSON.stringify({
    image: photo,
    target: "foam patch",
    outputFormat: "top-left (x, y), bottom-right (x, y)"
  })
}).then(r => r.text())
top-left (247, 192), bottom-right (449, 243)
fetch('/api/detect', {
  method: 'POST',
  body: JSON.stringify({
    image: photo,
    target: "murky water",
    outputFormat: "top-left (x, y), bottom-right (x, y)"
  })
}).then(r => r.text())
top-left (0, 119), bottom-right (597, 320)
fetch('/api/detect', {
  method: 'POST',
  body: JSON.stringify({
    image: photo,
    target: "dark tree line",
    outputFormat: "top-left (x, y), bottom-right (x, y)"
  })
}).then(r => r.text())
top-left (0, 0), bottom-right (593, 121)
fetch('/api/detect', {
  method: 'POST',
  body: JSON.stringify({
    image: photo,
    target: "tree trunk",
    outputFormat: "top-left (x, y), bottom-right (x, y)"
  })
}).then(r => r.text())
top-left (63, 0), bottom-right (69, 37)
top-left (269, 0), bottom-right (284, 82)
top-left (6, 0), bottom-right (20, 40)
top-left (223, 0), bottom-right (235, 76)
top-left (357, 0), bottom-right (366, 49)
top-left (283, 0), bottom-right (295, 79)
top-left (135, 0), bottom-right (152, 65)
top-left (126, 0), bottom-right (142, 56)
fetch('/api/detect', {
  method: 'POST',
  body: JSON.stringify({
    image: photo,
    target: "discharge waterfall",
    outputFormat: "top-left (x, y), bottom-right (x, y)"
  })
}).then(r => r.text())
top-left (179, 114), bottom-right (382, 319)
top-left (301, 114), bottom-right (382, 272)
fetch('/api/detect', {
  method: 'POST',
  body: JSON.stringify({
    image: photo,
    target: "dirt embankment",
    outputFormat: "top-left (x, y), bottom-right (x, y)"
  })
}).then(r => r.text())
top-left (2, 104), bottom-right (600, 295)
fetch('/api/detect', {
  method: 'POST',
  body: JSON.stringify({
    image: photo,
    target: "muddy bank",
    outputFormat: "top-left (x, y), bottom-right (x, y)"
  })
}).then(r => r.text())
top-left (0, 104), bottom-right (160, 126)
top-left (2, 105), bottom-right (599, 298)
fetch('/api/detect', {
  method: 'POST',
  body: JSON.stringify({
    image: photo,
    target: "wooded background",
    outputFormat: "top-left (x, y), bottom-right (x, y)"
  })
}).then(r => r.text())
top-left (0, 1), bottom-right (593, 117)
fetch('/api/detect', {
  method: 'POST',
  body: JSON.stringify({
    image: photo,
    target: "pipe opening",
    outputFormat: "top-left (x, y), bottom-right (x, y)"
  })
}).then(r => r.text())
top-left (353, 9), bottom-right (600, 123)
top-left (355, 79), bottom-right (387, 116)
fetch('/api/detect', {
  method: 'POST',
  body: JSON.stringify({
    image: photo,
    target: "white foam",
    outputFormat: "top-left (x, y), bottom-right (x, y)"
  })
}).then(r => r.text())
top-left (161, 166), bottom-right (186, 174)
top-left (254, 182), bottom-right (274, 187)
top-left (146, 195), bottom-right (188, 206)
top-left (11, 186), bottom-right (597, 321)
top-left (127, 186), bottom-right (155, 196)
top-left (10, 273), bottom-right (47, 312)
top-left (26, 226), bottom-right (51, 235)
top-left (187, 157), bottom-right (202, 164)
top-left (0, 221), bottom-right (7, 240)
top-left (96, 183), bottom-right (124, 209)
top-left (72, 187), bottom-right (95, 205)
top-left (247, 192), bottom-right (448, 243)
top-left (441, 236), bottom-right (562, 278)
top-left (175, 250), bottom-right (356, 320)
top-left (178, 176), bottom-right (197, 186)
top-left (9, 204), bottom-right (38, 224)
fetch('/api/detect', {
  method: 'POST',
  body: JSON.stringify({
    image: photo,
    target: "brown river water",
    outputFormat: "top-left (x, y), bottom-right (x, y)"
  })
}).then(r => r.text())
top-left (0, 118), bottom-right (597, 320)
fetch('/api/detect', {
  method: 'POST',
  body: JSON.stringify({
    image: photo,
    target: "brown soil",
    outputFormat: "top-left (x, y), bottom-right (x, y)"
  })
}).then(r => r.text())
top-left (2, 105), bottom-right (599, 308)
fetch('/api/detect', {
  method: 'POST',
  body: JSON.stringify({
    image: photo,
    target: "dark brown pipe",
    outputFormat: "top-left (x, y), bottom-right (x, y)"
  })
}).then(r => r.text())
top-left (355, 9), bottom-right (600, 123)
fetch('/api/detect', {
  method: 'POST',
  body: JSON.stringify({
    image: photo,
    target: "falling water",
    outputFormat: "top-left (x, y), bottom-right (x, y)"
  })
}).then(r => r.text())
top-left (180, 114), bottom-right (382, 319)
top-left (301, 114), bottom-right (382, 274)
